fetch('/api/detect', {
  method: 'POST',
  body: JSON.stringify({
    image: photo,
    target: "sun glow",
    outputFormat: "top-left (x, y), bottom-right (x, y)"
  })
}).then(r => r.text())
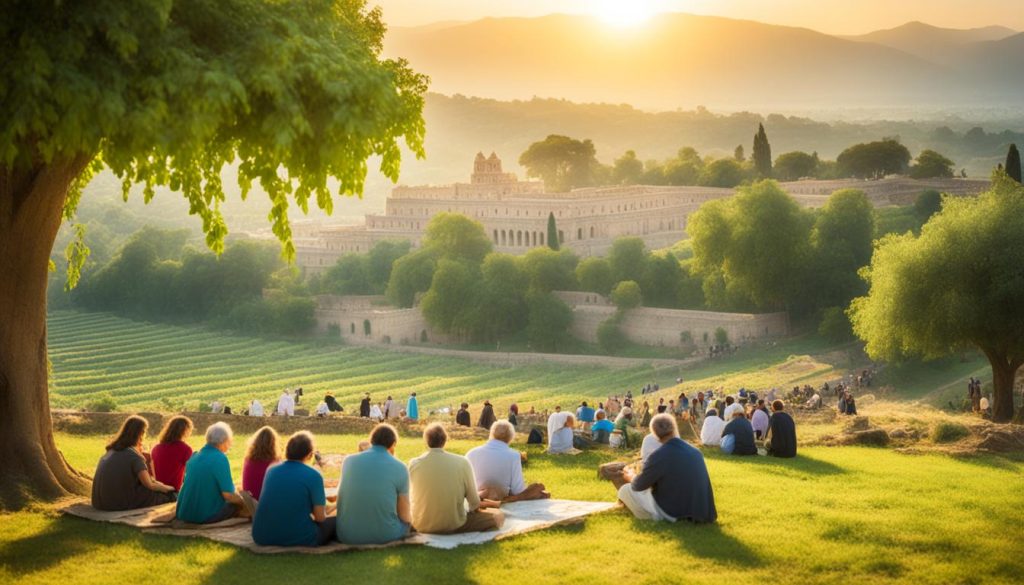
top-left (593, 0), bottom-right (655, 28)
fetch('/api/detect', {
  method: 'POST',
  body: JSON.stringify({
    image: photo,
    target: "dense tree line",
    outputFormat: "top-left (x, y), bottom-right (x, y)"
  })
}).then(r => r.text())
top-left (71, 228), bottom-right (314, 336)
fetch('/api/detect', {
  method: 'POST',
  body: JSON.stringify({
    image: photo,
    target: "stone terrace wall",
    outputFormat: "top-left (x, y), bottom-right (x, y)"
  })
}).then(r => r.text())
top-left (569, 305), bottom-right (788, 347)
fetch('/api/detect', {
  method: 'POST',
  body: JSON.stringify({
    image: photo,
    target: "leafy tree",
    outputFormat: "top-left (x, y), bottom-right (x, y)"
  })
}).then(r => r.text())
top-left (849, 176), bottom-right (1024, 423)
top-left (421, 212), bottom-right (492, 264)
top-left (597, 316), bottom-right (628, 354)
top-left (914, 190), bottom-right (943, 221)
top-left (385, 248), bottom-right (438, 308)
top-left (522, 248), bottom-right (578, 293)
top-left (575, 257), bottom-right (615, 295)
top-left (699, 158), bottom-right (744, 188)
top-left (640, 159), bottom-right (667, 185)
top-left (420, 259), bottom-right (480, 337)
top-left (910, 149), bottom-right (955, 179)
top-left (526, 293), bottom-right (574, 352)
top-left (734, 145), bottom-right (745, 162)
top-left (612, 150), bottom-right (643, 185)
top-left (365, 240), bottom-right (412, 293)
top-left (479, 253), bottom-right (529, 340)
top-left (690, 181), bottom-right (811, 311)
top-left (518, 135), bottom-right (600, 192)
top-left (611, 280), bottom-right (642, 310)
top-left (714, 327), bottom-right (729, 346)
top-left (836, 139), bottom-right (912, 179)
top-left (608, 237), bottom-right (648, 283)
top-left (818, 306), bottom-right (854, 342)
top-left (0, 0), bottom-right (426, 505)
top-left (773, 151), bottom-right (818, 181)
top-left (1006, 144), bottom-right (1022, 183)
top-left (809, 189), bottom-right (875, 311)
top-left (321, 254), bottom-right (372, 296)
top-left (640, 252), bottom-right (683, 308)
top-left (546, 212), bottom-right (560, 251)
top-left (663, 147), bottom-right (704, 186)
top-left (752, 123), bottom-right (772, 178)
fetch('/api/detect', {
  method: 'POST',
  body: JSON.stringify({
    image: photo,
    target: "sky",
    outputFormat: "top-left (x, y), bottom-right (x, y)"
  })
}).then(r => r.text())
top-left (373, 0), bottom-right (1022, 35)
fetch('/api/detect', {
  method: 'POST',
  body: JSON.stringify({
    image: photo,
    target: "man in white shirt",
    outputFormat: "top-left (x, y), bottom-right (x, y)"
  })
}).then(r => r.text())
top-left (700, 409), bottom-right (726, 447)
top-left (249, 399), bottom-right (264, 417)
top-left (640, 432), bottom-right (662, 465)
top-left (276, 390), bottom-right (295, 416)
top-left (315, 400), bottom-right (330, 417)
top-left (466, 421), bottom-right (549, 502)
top-left (723, 396), bottom-right (744, 421)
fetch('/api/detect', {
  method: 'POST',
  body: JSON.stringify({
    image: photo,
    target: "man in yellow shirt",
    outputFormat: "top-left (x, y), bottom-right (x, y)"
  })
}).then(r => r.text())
top-left (408, 424), bottom-right (504, 534)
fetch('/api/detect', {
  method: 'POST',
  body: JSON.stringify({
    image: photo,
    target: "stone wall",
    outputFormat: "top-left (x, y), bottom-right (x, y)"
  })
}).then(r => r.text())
top-left (567, 304), bottom-right (788, 347)
top-left (313, 295), bottom-right (451, 345)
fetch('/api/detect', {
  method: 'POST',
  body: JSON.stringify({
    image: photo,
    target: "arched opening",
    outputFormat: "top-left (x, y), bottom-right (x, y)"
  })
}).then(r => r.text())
top-left (558, 230), bottom-right (564, 244)
top-left (577, 227), bottom-right (583, 240)
top-left (493, 229), bottom-right (498, 244)
top-left (590, 226), bottom-right (595, 238)
top-left (500, 230), bottom-right (506, 246)
top-left (363, 319), bottom-right (372, 337)
top-left (540, 232), bottom-right (545, 245)
top-left (517, 231), bottom-right (522, 246)
top-left (350, 323), bottom-right (355, 334)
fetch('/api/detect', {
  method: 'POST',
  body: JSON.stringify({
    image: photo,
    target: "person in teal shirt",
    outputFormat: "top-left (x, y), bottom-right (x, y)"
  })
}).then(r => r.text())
top-left (336, 424), bottom-right (411, 545)
top-left (176, 422), bottom-right (251, 523)
top-left (591, 410), bottom-right (615, 443)
top-left (252, 431), bottom-right (334, 547)
top-left (407, 393), bottom-right (419, 421)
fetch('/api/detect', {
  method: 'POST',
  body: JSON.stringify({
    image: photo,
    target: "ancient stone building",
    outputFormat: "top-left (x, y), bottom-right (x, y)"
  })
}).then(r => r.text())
top-left (295, 153), bottom-right (989, 275)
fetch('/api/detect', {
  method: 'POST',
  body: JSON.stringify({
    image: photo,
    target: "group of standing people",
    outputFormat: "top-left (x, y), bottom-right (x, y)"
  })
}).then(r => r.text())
top-left (357, 393), bottom-right (420, 423)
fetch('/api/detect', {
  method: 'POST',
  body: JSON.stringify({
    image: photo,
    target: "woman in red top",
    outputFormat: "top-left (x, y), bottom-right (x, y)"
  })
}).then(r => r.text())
top-left (151, 416), bottom-right (194, 491)
top-left (242, 426), bottom-right (281, 500)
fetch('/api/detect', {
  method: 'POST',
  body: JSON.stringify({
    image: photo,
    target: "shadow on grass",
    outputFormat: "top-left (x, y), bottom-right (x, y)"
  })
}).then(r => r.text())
top-left (703, 450), bottom-right (847, 476)
top-left (630, 517), bottom-right (763, 568)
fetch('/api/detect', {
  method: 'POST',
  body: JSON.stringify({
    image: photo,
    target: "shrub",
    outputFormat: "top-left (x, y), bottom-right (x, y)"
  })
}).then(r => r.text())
top-left (818, 306), bottom-right (855, 342)
top-left (931, 421), bottom-right (970, 443)
top-left (85, 392), bottom-right (118, 413)
top-left (610, 280), bottom-right (642, 310)
top-left (714, 327), bottom-right (729, 346)
top-left (597, 316), bottom-right (628, 354)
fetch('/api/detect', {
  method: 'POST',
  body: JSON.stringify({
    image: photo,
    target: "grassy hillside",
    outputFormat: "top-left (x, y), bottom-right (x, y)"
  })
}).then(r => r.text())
top-left (2, 432), bottom-right (1021, 585)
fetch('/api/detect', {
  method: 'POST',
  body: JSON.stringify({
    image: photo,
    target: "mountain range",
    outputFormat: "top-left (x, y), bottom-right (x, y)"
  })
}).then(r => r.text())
top-left (383, 14), bottom-right (1022, 111)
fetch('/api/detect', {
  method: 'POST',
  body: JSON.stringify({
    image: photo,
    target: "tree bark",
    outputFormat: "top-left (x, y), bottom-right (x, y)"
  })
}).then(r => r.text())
top-left (981, 348), bottom-right (1020, 424)
top-left (0, 155), bottom-right (93, 509)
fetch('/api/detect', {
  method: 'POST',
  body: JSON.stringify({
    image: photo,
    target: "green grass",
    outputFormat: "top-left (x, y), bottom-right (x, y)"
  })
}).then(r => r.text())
top-left (2, 433), bottom-right (1022, 585)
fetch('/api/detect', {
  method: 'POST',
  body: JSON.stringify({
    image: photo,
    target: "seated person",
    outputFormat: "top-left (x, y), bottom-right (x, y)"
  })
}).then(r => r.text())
top-left (613, 408), bottom-right (636, 448)
top-left (252, 431), bottom-right (335, 547)
top-left (242, 426), bottom-right (281, 500)
top-left (92, 416), bottom-right (177, 511)
top-left (723, 396), bottom-right (744, 420)
top-left (617, 414), bottom-right (717, 523)
top-left (721, 410), bottom-right (758, 456)
top-left (576, 402), bottom-right (596, 430)
top-left (765, 400), bottom-right (797, 458)
top-left (336, 424), bottom-right (411, 545)
top-left (325, 394), bottom-right (343, 412)
top-left (176, 422), bottom-right (254, 523)
top-left (699, 409), bottom-right (726, 447)
top-left (547, 413), bottom-right (576, 454)
top-left (591, 410), bottom-right (615, 443)
top-left (640, 431), bottom-right (662, 465)
top-left (152, 415), bottom-right (194, 492)
top-left (805, 393), bottom-right (821, 409)
top-left (276, 390), bottom-right (295, 416)
top-left (466, 421), bottom-right (549, 502)
top-left (409, 424), bottom-right (504, 534)
top-left (249, 399), bottom-right (264, 417)
top-left (315, 400), bottom-right (330, 417)
top-left (456, 403), bottom-right (471, 427)
top-left (750, 402), bottom-right (770, 440)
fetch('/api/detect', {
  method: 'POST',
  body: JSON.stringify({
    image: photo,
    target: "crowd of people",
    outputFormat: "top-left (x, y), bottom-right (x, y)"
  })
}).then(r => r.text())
top-left (90, 379), bottom-right (818, 545)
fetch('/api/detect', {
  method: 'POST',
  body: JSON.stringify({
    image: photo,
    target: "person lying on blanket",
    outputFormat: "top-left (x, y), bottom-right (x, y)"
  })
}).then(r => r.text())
top-left (408, 424), bottom-right (504, 534)
top-left (336, 424), bottom-right (412, 545)
top-left (616, 414), bottom-right (717, 524)
top-left (176, 422), bottom-right (256, 524)
top-left (92, 415), bottom-right (177, 511)
top-left (466, 421), bottom-right (550, 503)
top-left (252, 431), bottom-right (336, 547)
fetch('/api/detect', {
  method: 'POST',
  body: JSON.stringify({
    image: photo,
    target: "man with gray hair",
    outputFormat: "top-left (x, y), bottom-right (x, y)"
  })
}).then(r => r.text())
top-left (617, 414), bottom-right (717, 523)
top-left (466, 420), bottom-right (550, 502)
top-left (176, 422), bottom-right (254, 524)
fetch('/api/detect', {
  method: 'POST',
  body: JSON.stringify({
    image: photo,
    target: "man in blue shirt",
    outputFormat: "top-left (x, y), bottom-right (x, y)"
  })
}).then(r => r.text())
top-left (721, 410), bottom-right (758, 456)
top-left (336, 424), bottom-right (411, 545)
top-left (576, 401), bottom-right (596, 431)
top-left (618, 414), bottom-right (717, 523)
top-left (252, 431), bottom-right (333, 547)
top-left (591, 410), bottom-right (615, 443)
top-left (176, 422), bottom-right (252, 524)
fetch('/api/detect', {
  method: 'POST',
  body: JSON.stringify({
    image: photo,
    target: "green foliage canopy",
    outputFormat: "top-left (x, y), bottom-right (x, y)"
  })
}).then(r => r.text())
top-left (518, 135), bottom-right (600, 192)
top-left (910, 149), bottom-right (955, 179)
top-left (837, 139), bottom-right (911, 179)
top-left (773, 151), bottom-right (818, 181)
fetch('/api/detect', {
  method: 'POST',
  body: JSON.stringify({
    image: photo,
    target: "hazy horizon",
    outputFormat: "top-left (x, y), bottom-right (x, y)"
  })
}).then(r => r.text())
top-left (374, 1), bottom-right (1022, 35)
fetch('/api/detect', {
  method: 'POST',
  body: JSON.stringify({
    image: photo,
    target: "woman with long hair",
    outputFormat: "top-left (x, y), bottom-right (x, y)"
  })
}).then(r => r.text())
top-left (92, 415), bottom-right (176, 511)
top-left (508, 403), bottom-right (519, 428)
top-left (151, 416), bottom-right (194, 491)
top-left (242, 426), bottom-right (281, 500)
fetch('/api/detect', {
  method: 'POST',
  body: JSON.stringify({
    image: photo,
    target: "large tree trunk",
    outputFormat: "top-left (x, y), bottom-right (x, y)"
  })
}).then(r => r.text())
top-left (0, 156), bottom-right (93, 509)
top-left (983, 349), bottom-right (1020, 424)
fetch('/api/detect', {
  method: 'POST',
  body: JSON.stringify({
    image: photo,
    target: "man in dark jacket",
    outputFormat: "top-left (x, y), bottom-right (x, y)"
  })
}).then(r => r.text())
top-left (721, 411), bottom-right (757, 456)
top-left (456, 403), bottom-right (471, 427)
top-left (359, 394), bottom-right (371, 418)
top-left (618, 414), bottom-right (716, 523)
top-left (765, 400), bottom-right (797, 458)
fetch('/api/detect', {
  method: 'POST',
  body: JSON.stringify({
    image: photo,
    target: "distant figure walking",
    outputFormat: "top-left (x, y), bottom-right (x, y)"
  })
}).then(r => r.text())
top-left (407, 393), bottom-right (419, 421)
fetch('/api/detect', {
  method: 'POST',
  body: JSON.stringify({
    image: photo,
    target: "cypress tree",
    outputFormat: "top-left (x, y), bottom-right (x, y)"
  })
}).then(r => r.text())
top-left (547, 212), bottom-right (560, 251)
top-left (1006, 143), bottom-right (1022, 183)
top-left (752, 123), bottom-right (772, 178)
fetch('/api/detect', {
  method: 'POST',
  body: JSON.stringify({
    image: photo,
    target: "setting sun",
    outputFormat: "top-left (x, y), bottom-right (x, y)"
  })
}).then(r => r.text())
top-left (593, 0), bottom-right (654, 27)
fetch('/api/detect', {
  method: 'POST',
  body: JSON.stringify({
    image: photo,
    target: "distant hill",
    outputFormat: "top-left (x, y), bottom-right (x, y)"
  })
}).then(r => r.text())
top-left (383, 13), bottom-right (1023, 111)
top-left (845, 21), bottom-right (1017, 61)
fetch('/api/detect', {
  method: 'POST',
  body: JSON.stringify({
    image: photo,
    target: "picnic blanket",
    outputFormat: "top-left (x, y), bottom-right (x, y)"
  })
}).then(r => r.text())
top-left (61, 498), bottom-right (617, 554)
